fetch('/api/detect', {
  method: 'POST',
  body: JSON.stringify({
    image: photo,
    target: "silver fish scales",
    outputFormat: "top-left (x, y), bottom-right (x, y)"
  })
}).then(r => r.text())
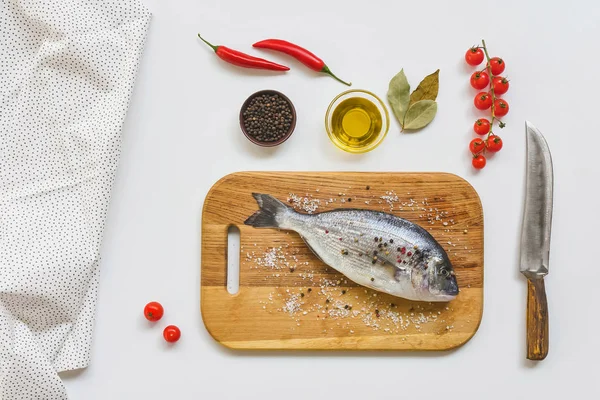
top-left (245, 194), bottom-right (458, 302)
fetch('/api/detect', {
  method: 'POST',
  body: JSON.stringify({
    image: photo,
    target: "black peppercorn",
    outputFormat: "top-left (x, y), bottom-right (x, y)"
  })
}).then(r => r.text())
top-left (242, 92), bottom-right (294, 144)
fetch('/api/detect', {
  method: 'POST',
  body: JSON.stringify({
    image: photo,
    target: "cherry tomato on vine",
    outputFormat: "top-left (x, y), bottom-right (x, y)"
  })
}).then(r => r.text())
top-left (489, 57), bottom-right (505, 75)
top-left (486, 135), bottom-right (503, 152)
top-left (470, 71), bottom-right (490, 90)
top-left (492, 77), bottom-right (509, 95)
top-left (469, 138), bottom-right (486, 154)
top-left (472, 155), bottom-right (487, 169)
top-left (494, 99), bottom-right (509, 117)
top-left (163, 325), bottom-right (181, 343)
top-left (474, 118), bottom-right (491, 135)
top-left (143, 302), bottom-right (164, 322)
top-left (465, 47), bottom-right (484, 66)
top-left (474, 92), bottom-right (492, 110)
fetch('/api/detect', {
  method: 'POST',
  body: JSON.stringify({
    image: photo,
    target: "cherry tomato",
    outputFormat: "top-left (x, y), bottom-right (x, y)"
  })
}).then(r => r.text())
top-left (489, 57), bottom-right (505, 75)
top-left (465, 48), bottom-right (484, 66)
top-left (163, 325), bottom-right (181, 343)
top-left (492, 77), bottom-right (509, 95)
top-left (494, 99), bottom-right (509, 117)
top-left (469, 138), bottom-right (486, 154)
top-left (144, 302), bottom-right (164, 322)
top-left (474, 118), bottom-right (491, 135)
top-left (474, 92), bottom-right (492, 110)
top-left (472, 154), bottom-right (486, 169)
top-left (470, 71), bottom-right (490, 90)
top-left (486, 135), bottom-right (503, 152)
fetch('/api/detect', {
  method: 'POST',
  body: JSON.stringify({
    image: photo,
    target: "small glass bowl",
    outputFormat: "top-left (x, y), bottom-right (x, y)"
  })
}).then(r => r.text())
top-left (325, 89), bottom-right (390, 154)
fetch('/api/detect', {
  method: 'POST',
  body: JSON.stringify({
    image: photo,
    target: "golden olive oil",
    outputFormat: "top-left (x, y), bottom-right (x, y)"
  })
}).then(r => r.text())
top-left (330, 97), bottom-right (383, 151)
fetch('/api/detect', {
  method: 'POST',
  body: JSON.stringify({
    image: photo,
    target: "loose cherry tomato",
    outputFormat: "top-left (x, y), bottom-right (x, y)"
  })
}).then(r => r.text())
top-left (472, 154), bottom-right (486, 169)
top-left (492, 76), bottom-right (509, 95)
top-left (489, 57), bottom-right (505, 75)
top-left (474, 118), bottom-right (491, 135)
top-left (144, 302), bottom-right (164, 322)
top-left (163, 325), bottom-right (181, 343)
top-left (469, 138), bottom-right (486, 154)
top-left (465, 47), bottom-right (484, 66)
top-left (486, 135), bottom-right (503, 152)
top-left (494, 99), bottom-right (509, 116)
top-left (470, 71), bottom-right (490, 90)
top-left (474, 92), bottom-right (492, 110)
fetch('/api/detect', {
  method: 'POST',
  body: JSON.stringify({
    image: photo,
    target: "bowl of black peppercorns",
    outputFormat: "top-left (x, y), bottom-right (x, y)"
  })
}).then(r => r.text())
top-left (239, 90), bottom-right (296, 147)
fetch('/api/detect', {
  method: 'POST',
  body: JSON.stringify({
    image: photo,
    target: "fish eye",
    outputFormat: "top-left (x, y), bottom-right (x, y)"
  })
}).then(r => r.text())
top-left (440, 269), bottom-right (449, 277)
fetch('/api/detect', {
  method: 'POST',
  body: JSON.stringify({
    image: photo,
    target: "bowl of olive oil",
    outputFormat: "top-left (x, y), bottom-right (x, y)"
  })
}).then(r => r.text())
top-left (325, 89), bottom-right (390, 153)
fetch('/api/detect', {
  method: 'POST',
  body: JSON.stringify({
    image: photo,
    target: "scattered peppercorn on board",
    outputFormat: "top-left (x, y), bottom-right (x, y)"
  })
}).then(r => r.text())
top-left (201, 172), bottom-right (483, 350)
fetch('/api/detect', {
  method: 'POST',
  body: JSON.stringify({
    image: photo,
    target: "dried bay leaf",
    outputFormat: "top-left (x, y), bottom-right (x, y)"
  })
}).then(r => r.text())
top-left (403, 100), bottom-right (437, 130)
top-left (409, 69), bottom-right (440, 106)
top-left (387, 69), bottom-right (410, 128)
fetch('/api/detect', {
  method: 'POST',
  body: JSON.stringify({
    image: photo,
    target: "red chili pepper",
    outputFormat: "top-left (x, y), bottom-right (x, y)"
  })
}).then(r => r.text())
top-left (197, 34), bottom-right (289, 71)
top-left (253, 39), bottom-right (351, 86)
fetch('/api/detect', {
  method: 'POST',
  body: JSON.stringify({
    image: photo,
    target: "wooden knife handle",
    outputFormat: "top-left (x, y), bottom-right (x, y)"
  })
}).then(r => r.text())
top-left (526, 277), bottom-right (549, 360)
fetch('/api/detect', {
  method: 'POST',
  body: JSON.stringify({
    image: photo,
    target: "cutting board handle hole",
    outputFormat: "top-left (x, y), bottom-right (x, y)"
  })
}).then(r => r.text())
top-left (227, 225), bottom-right (240, 295)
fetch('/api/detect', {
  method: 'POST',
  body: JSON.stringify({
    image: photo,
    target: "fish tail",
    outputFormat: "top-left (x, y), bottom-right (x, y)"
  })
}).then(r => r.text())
top-left (244, 193), bottom-right (290, 228)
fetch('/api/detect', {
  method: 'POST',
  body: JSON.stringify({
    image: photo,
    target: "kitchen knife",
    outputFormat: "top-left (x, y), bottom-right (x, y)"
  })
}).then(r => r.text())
top-left (520, 121), bottom-right (553, 361)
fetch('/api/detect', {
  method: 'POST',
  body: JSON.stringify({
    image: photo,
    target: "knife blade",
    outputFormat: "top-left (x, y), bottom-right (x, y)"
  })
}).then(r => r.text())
top-left (520, 121), bottom-right (553, 361)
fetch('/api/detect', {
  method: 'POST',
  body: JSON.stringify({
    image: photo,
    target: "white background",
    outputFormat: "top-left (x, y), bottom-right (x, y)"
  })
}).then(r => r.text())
top-left (62, 0), bottom-right (600, 398)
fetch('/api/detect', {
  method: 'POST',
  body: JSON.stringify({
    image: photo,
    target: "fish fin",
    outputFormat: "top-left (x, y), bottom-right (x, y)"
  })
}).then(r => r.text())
top-left (301, 236), bottom-right (326, 264)
top-left (244, 193), bottom-right (289, 228)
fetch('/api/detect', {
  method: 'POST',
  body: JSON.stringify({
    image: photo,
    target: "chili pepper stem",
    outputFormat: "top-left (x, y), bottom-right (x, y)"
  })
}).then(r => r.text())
top-left (197, 34), bottom-right (218, 52)
top-left (322, 65), bottom-right (352, 86)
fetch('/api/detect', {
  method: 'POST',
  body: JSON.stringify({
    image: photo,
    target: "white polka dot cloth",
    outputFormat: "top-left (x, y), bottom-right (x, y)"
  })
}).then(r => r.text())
top-left (0, 1), bottom-right (150, 397)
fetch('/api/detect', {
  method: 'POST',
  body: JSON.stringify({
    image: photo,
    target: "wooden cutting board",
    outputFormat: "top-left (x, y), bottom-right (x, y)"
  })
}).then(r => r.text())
top-left (201, 172), bottom-right (483, 350)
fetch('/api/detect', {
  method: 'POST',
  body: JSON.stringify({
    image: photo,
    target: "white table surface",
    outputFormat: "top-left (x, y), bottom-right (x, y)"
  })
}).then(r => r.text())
top-left (61, 0), bottom-right (600, 398)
